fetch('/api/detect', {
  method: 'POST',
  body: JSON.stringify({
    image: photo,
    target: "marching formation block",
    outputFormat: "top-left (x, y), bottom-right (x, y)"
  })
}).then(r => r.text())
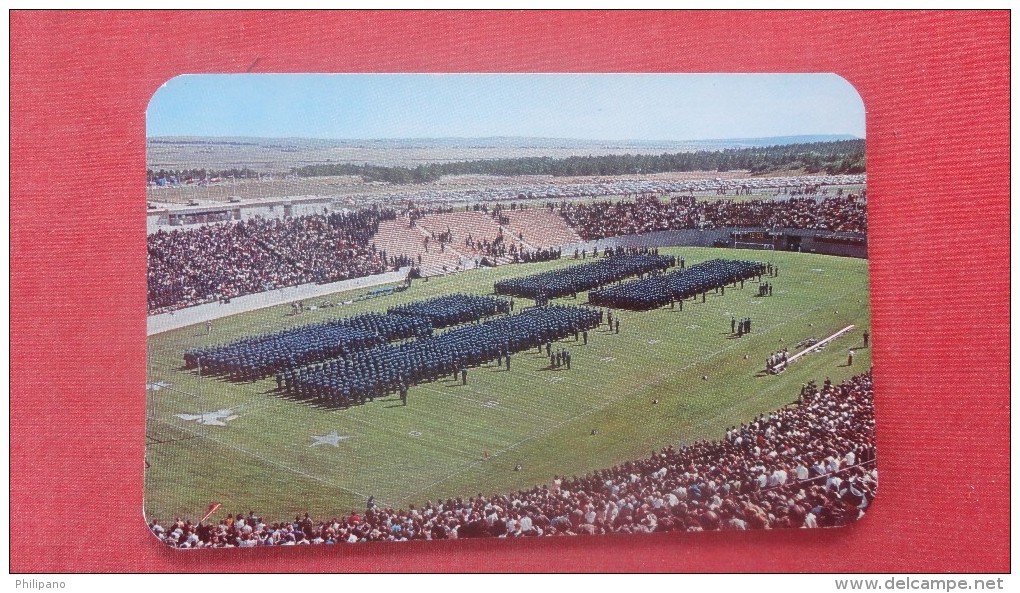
top-left (589, 259), bottom-right (766, 311)
top-left (387, 293), bottom-right (511, 328)
top-left (183, 312), bottom-right (433, 381)
top-left (281, 305), bottom-right (601, 407)
top-left (493, 252), bottom-right (675, 300)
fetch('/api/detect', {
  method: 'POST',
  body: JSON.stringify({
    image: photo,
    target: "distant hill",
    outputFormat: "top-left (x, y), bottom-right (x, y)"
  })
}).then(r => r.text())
top-left (147, 134), bottom-right (864, 173)
top-left (684, 134), bottom-right (861, 148)
top-left (149, 134), bottom-right (860, 152)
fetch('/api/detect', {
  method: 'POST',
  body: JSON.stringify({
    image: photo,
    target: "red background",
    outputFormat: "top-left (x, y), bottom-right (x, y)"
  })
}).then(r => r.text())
top-left (10, 11), bottom-right (1010, 572)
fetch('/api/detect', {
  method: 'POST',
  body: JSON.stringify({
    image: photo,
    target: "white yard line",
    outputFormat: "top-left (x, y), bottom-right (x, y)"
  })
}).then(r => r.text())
top-left (397, 292), bottom-right (854, 504)
top-left (152, 289), bottom-right (859, 508)
top-left (341, 413), bottom-right (479, 459)
top-left (148, 416), bottom-right (377, 502)
top-left (413, 381), bottom-right (541, 419)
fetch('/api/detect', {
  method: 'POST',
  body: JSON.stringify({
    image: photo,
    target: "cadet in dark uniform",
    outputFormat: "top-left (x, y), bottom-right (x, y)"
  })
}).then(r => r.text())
top-left (582, 330), bottom-right (588, 345)
top-left (731, 317), bottom-right (736, 334)
top-left (614, 319), bottom-right (620, 334)
top-left (461, 368), bottom-right (468, 385)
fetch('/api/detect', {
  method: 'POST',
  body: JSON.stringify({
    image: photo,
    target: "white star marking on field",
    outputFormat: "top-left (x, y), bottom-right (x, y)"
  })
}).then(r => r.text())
top-left (175, 409), bottom-right (238, 426)
top-left (647, 339), bottom-right (661, 345)
top-left (482, 400), bottom-right (499, 408)
top-left (310, 431), bottom-right (353, 447)
top-left (600, 356), bottom-right (616, 363)
top-left (147, 381), bottom-right (172, 391)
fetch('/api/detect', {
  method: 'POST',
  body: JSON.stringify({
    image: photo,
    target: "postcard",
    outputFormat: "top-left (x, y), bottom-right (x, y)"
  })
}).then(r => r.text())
top-left (144, 74), bottom-right (876, 548)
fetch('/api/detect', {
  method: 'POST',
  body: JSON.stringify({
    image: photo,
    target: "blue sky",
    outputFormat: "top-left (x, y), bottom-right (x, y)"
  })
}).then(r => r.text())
top-left (147, 74), bottom-right (865, 141)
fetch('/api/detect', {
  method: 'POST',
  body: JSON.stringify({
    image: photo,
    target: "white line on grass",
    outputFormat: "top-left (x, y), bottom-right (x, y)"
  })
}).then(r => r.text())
top-left (342, 413), bottom-right (479, 459)
top-left (149, 416), bottom-right (377, 503)
top-left (414, 381), bottom-right (532, 418)
top-left (152, 379), bottom-right (490, 499)
top-left (156, 287), bottom-right (861, 508)
top-left (396, 291), bottom-right (856, 505)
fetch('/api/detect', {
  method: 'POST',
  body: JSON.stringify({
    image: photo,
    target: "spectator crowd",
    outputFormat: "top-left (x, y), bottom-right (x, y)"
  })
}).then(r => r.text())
top-left (151, 371), bottom-right (876, 547)
top-left (147, 209), bottom-right (394, 314)
top-left (149, 192), bottom-right (865, 314)
top-left (560, 194), bottom-right (867, 241)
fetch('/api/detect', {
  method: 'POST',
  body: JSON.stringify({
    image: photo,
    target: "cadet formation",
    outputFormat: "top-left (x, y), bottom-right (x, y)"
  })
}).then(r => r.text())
top-left (589, 259), bottom-right (766, 311)
top-left (280, 305), bottom-right (600, 407)
top-left (186, 257), bottom-right (779, 410)
top-left (494, 250), bottom-right (674, 300)
top-left (388, 294), bottom-right (510, 328)
top-left (184, 311), bottom-right (432, 380)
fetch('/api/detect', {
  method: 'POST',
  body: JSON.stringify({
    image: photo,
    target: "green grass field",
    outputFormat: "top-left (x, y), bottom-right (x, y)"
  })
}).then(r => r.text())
top-left (144, 247), bottom-right (871, 523)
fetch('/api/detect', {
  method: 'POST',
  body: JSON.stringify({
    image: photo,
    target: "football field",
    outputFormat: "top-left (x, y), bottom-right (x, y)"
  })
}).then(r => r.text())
top-left (144, 247), bottom-right (871, 522)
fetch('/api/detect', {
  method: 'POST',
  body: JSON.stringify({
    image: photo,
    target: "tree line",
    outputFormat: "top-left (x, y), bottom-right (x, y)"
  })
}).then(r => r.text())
top-left (289, 139), bottom-right (865, 184)
top-left (146, 167), bottom-right (261, 184)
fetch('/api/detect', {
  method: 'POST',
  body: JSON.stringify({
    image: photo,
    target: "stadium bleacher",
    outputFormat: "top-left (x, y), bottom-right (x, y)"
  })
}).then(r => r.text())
top-left (560, 194), bottom-right (867, 240)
